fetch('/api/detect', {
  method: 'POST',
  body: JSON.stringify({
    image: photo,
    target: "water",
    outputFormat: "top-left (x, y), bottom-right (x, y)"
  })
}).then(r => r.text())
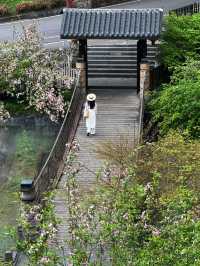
top-left (0, 116), bottom-right (59, 260)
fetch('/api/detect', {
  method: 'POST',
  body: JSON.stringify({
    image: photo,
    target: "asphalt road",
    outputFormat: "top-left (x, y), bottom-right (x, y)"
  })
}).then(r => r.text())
top-left (0, 0), bottom-right (198, 47)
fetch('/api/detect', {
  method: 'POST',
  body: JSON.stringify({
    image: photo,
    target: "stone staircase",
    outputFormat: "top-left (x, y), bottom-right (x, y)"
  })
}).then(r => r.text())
top-left (87, 43), bottom-right (158, 88)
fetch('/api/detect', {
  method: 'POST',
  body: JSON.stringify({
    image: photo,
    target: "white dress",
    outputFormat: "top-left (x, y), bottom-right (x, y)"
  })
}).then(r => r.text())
top-left (84, 102), bottom-right (97, 134)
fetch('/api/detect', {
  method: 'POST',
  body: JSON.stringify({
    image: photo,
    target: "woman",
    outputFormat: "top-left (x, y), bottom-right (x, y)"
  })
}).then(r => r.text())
top-left (84, 93), bottom-right (97, 136)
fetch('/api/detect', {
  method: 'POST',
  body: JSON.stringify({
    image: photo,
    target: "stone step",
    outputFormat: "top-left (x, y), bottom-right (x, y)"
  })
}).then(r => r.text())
top-left (88, 56), bottom-right (137, 62)
top-left (88, 64), bottom-right (137, 69)
top-left (88, 78), bottom-right (137, 87)
top-left (88, 68), bottom-right (137, 74)
top-left (88, 59), bottom-right (137, 63)
top-left (88, 45), bottom-right (137, 49)
top-left (88, 73), bottom-right (137, 78)
top-left (88, 52), bottom-right (137, 56)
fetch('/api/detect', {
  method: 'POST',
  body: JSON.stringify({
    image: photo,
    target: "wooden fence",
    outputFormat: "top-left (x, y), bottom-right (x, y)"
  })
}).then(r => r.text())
top-left (170, 2), bottom-right (200, 16)
top-left (33, 69), bottom-right (84, 201)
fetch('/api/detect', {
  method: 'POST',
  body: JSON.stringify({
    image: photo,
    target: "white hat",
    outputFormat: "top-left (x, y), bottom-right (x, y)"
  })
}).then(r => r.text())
top-left (87, 93), bottom-right (96, 101)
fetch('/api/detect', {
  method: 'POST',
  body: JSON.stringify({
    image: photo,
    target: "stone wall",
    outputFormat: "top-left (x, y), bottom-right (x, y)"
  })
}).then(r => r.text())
top-left (75, 0), bottom-right (129, 8)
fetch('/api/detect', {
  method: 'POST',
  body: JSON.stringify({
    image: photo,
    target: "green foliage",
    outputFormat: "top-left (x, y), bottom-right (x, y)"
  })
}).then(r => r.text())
top-left (0, 0), bottom-right (31, 12)
top-left (0, 0), bottom-right (64, 14)
top-left (160, 13), bottom-right (200, 69)
top-left (148, 58), bottom-right (200, 138)
top-left (136, 132), bottom-right (200, 194)
top-left (4, 100), bottom-right (35, 115)
top-left (18, 192), bottom-right (62, 265)
top-left (67, 132), bottom-right (200, 265)
top-left (0, 129), bottom-right (54, 258)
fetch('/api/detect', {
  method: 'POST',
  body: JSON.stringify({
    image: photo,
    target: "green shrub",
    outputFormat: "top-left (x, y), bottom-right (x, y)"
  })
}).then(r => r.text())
top-left (0, 4), bottom-right (9, 16)
top-left (31, 0), bottom-right (47, 11)
top-left (148, 58), bottom-right (200, 139)
top-left (67, 132), bottom-right (200, 265)
top-left (47, 0), bottom-right (65, 8)
top-left (16, 2), bottom-right (33, 13)
top-left (31, 0), bottom-right (65, 10)
top-left (160, 13), bottom-right (200, 69)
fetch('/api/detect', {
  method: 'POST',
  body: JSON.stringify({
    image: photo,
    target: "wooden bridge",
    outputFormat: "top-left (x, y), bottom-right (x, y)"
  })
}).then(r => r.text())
top-left (53, 87), bottom-right (140, 256)
top-left (52, 8), bottom-right (163, 258)
top-left (15, 8), bottom-right (163, 265)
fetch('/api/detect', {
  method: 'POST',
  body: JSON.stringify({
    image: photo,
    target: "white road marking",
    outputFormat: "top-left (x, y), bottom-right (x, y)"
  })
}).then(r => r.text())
top-left (43, 35), bottom-right (60, 39)
top-left (44, 40), bottom-right (64, 45)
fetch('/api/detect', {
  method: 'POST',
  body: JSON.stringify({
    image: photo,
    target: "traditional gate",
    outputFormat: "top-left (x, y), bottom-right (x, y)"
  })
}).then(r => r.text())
top-left (60, 8), bottom-right (163, 90)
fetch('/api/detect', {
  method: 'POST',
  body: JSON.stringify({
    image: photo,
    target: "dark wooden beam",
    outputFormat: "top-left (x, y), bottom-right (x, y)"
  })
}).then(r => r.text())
top-left (78, 39), bottom-right (88, 91)
top-left (85, 39), bottom-right (88, 91)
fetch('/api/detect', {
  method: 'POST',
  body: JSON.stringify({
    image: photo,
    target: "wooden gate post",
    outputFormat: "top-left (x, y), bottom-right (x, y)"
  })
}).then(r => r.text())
top-left (78, 40), bottom-right (88, 91)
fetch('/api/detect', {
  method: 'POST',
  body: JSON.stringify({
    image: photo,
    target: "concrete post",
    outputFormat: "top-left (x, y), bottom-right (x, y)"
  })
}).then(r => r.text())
top-left (137, 39), bottom-right (147, 91)
top-left (4, 251), bottom-right (14, 263)
top-left (76, 59), bottom-right (86, 91)
top-left (20, 179), bottom-right (35, 202)
top-left (140, 63), bottom-right (150, 92)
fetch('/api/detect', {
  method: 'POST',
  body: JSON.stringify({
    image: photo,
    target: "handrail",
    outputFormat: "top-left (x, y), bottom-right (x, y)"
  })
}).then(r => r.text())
top-left (170, 3), bottom-right (200, 16)
top-left (138, 86), bottom-right (144, 145)
top-left (33, 69), bottom-right (84, 201)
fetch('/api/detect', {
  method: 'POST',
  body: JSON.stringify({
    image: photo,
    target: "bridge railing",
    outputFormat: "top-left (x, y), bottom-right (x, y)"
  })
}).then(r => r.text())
top-left (138, 86), bottom-right (144, 145)
top-left (33, 69), bottom-right (84, 201)
top-left (170, 2), bottom-right (200, 16)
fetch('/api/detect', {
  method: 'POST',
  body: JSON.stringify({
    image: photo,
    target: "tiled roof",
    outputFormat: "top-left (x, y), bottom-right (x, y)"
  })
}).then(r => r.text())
top-left (60, 8), bottom-right (163, 39)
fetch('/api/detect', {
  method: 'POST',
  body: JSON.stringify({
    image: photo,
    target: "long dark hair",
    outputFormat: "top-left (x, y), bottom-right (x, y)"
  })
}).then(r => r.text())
top-left (88, 100), bottom-right (95, 109)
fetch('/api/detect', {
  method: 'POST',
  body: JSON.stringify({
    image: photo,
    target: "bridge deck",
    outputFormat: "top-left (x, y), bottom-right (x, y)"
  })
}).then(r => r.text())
top-left (52, 88), bottom-right (140, 256)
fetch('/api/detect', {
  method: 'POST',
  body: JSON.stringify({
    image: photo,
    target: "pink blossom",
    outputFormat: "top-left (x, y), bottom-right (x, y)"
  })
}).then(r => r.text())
top-left (152, 228), bottom-right (161, 236)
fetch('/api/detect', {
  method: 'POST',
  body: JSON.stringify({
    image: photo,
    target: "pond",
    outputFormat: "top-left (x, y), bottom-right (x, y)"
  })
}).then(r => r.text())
top-left (0, 116), bottom-right (59, 261)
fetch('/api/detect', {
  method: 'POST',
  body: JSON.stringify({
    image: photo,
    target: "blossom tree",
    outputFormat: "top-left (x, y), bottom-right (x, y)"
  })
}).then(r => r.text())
top-left (0, 24), bottom-right (77, 122)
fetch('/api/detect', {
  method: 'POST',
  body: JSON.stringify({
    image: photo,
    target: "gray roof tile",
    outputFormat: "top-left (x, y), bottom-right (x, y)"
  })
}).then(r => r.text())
top-left (60, 8), bottom-right (163, 39)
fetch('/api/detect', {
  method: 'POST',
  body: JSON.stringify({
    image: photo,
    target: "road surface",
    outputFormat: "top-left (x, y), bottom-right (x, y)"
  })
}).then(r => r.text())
top-left (0, 0), bottom-right (197, 47)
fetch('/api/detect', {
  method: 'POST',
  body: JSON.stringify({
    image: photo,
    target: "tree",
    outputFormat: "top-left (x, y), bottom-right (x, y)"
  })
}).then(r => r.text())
top-left (160, 13), bottom-right (200, 69)
top-left (0, 24), bottom-right (76, 121)
top-left (148, 58), bottom-right (200, 139)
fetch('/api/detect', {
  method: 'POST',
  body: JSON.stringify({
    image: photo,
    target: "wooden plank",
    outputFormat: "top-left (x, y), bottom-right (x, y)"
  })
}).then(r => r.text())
top-left (52, 88), bottom-right (140, 257)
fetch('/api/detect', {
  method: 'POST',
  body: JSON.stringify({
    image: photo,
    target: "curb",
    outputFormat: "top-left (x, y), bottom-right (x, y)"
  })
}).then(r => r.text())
top-left (0, 0), bottom-right (142, 24)
top-left (0, 7), bottom-right (64, 24)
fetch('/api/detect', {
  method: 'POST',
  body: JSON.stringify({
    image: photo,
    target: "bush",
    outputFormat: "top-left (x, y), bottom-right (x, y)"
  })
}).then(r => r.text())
top-left (160, 13), bottom-right (200, 69)
top-left (0, 4), bottom-right (9, 16)
top-left (47, 0), bottom-right (65, 8)
top-left (16, 2), bottom-right (33, 14)
top-left (31, 0), bottom-right (47, 11)
top-left (67, 132), bottom-right (200, 265)
top-left (95, 134), bottom-right (136, 168)
top-left (0, 24), bottom-right (73, 121)
top-left (32, 0), bottom-right (65, 10)
top-left (148, 58), bottom-right (200, 139)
